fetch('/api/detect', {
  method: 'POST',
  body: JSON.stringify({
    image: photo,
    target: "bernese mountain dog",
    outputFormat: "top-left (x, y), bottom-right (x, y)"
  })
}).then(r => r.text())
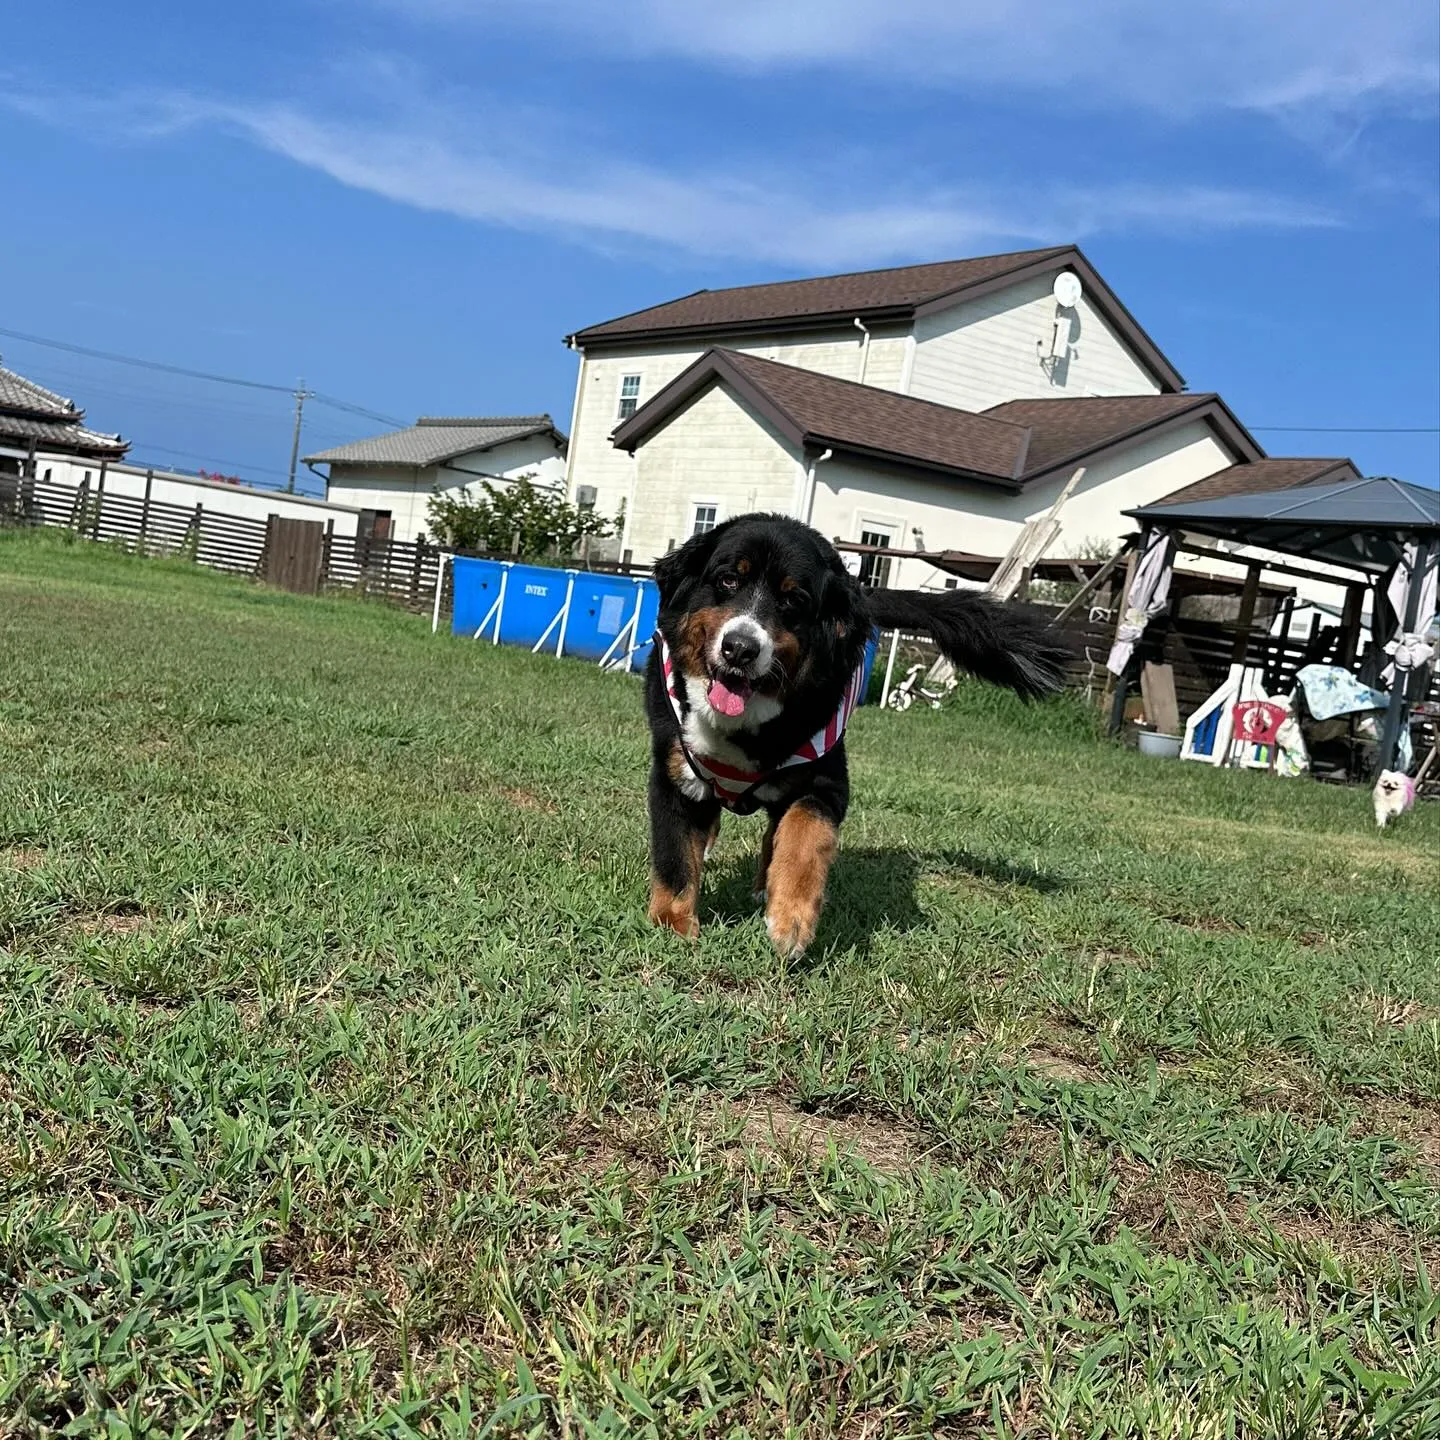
top-left (645, 513), bottom-right (1070, 956)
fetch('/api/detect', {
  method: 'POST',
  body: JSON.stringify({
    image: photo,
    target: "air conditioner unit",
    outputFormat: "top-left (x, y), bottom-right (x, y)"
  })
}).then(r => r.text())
top-left (575, 485), bottom-right (598, 510)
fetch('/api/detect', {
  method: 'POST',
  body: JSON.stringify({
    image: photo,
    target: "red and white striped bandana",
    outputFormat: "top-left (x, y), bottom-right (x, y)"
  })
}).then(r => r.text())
top-left (658, 634), bottom-right (865, 810)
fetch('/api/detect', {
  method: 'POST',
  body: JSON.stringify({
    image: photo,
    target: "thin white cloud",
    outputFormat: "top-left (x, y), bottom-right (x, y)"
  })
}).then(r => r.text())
top-left (380, 0), bottom-right (1439, 122)
top-left (7, 85), bottom-right (1340, 270)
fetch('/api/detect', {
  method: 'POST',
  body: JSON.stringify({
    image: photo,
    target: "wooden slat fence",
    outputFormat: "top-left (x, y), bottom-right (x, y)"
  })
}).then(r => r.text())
top-left (0, 471), bottom-right (653, 618)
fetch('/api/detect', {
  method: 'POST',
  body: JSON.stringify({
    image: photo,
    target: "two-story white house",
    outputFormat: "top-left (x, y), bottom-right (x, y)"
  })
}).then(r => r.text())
top-left (561, 245), bottom-right (1354, 589)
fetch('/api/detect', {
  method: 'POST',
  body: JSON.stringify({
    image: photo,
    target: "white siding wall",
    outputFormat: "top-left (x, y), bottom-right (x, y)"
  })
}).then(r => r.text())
top-left (564, 327), bottom-right (909, 530)
top-left (622, 384), bottom-right (802, 567)
top-left (325, 434), bottom-right (567, 543)
top-left (908, 274), bottom-right (1163, 411)
top-left (809, 422), bottom-right (1238, 590)
top-left (28, 455), bottom-right (361, 534)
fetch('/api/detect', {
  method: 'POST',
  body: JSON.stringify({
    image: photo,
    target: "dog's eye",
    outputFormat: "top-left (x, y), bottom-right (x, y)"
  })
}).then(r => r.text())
top-left (716, 574), bottom-right (740, 594)
top-left (780, 589), bottom-right (809, 612)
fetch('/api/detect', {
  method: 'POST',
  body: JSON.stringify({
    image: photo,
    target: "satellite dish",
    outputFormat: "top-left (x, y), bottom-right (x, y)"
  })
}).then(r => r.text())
top-left (1052, 271), bottom-right (1083, 309)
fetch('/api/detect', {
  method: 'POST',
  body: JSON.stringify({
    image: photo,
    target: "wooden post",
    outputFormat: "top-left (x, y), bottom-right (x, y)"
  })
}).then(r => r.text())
top-left (409, 537), bottom-right (425, 607)
top-left (1269, 594), bottom-right (1296, 690)
top-left (188, 502), bottom-right (203, 560)
top-left (322, 518), bottom-right (334, 588)
top-left (139, 468), bottom-right (154, 550)
top-left (70, 476), bottom-right (90, 532)
top-left (1338, 583), bottom-right (1364, 669)
top-left (1048, 542), bottom-right (1131, 628)
top-left (19, 442), bottom-right (37, 522)
top-left (1229, 562), bottom-right (1262, 667)
top-left (1100, 542), bottom-right (1141, 727)
top-left (621, 548), bottom-right (633, 575)
top-left (93, 461), bottom-right (107, 539)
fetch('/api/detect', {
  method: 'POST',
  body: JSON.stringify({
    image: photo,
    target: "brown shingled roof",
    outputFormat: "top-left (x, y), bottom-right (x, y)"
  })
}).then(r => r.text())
top-left (984, 393), bottom-right (1264, 480)
top-left (612, 349), bottom-right (1031, 486)
top-left (1151, 456), bottom-right (1358, 508)
top-left (574, 248), bottom-right (1065, 340)
top-left (571, 245), bottom-right (1185, 392)
top-left (612, 350), bottom-right (1274, 490)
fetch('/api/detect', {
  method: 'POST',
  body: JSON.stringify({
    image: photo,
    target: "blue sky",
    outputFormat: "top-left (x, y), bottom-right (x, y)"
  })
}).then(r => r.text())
top-left (3, 0), bottom-right (1437, 496)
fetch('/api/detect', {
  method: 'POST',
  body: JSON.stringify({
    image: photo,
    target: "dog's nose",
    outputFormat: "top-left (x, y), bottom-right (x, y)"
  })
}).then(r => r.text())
top-left (721, 630), bottom-right (761, 669)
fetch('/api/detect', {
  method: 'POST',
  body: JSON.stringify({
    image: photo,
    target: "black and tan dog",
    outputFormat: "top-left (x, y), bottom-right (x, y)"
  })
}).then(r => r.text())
top-left (644, 513), bottom-right (1069, 956)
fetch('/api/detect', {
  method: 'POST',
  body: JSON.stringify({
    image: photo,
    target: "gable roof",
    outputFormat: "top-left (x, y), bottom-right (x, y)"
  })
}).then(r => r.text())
top-left (1150, 456), bottom-right (1359, 508)
top-left (982, 392), bottom-right (1263, 481)
top-left (305, 415), bottom-right (566, 469)
top-left (0, 364), bottom-right (128, 458)
top-left (570, 245), bottom-right (1184, 391)
top-left (613, 349), bottom-right (1032, 486)
top-left (612, 350), bottom-right (1255, 491)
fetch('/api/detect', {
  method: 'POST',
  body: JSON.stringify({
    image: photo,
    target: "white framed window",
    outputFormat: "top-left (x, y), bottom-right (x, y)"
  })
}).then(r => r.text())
top-left (857, 526), bottom-right (893, 589)
top-left (616, 373), bottom-right (642, 421)
top-left (691, 503), bottom-right (718, 536)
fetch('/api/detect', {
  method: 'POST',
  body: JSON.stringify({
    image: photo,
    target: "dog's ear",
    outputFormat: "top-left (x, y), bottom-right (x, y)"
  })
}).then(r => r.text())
top-left (652, 526), bottom-right (722, 609)
top-left (814, 560), bottom-right (868, 673)
top-left (818, 559), bottom-right (864, 627)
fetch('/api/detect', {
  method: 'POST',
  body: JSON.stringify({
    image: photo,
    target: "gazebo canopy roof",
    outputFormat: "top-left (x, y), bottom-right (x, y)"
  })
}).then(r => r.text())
top-left (1127, 476), bottom-right (1439, 575)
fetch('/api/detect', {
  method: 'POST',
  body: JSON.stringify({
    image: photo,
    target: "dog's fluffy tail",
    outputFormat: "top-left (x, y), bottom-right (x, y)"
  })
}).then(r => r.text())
top-left (864, 589), bottom-right (1071, 702)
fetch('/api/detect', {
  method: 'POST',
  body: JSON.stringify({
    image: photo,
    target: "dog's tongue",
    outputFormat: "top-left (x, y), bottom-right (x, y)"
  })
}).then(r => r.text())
top-left (708, 677), bottom-right (752, 717)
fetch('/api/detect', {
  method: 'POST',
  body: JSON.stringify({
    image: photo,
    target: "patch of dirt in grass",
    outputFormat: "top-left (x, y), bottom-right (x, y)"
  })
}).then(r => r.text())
top-left (986, 1115), bottom-right (1439, 1275)
top-left (1103, 1152), bottom-right (1234, 1251)
top-left (1239, 1074), bottom-right (1329, 1120)
top-left (561, 1113), bottom-right (667, 1183)
top-left (2, 846), bottom-right (46, 871)
top-left (1361, 992), bottom-right (1439, 1028)
top-left (716, 1094), bottom-right (925, 1173)
top-left (1360, 1094), bottom-right (1440, 1175)
top-left (1088, 946), bottom-right (1151, 968)
top-left (1259, 1209), bottom-right (1440, 1275)
top-left (74, 910), bottom-right (152, 937)
top-left (499, 785), bottom-right (558, 814)
top-left (1020, 1047), bottom-right (1103, 1084)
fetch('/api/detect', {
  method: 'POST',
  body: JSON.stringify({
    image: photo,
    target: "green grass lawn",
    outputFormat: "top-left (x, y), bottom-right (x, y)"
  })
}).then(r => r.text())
top-left (3, 528), bottom-right (1439, 1439)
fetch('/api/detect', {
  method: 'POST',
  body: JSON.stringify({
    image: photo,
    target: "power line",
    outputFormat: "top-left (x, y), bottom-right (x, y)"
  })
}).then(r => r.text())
top-left (1251, 425), bottom-right (1439, 434)
top-left (125, 442), bottom-right (292, 478)
top-left (0, 325), bottom-right (406, 428)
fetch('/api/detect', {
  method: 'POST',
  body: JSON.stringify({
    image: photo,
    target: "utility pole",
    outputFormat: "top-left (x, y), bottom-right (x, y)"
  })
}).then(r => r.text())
top-left (286, 379), bottom-right (311, 493)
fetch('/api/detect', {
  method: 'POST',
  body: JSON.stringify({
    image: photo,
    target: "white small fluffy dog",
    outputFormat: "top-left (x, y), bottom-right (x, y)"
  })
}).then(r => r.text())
top-left (1373, 770), bottom-right (1416, 829)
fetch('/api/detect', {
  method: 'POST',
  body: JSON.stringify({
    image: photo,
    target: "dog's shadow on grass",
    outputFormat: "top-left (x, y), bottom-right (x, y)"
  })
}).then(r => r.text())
top-left (704, 844), bottom-right (1069, 961)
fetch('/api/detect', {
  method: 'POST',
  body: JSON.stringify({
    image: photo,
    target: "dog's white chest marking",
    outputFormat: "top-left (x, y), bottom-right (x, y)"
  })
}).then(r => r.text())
top-left (676, 675), bottom-right (783, 801)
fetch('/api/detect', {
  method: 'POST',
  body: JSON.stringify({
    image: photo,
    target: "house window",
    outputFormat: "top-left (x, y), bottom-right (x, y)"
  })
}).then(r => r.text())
top-left (617, 374), bottom-right (642, 421)
top-left (692, 504), bottom-right (718, 536)
top-left (358, 509), bottom-right (393, 543)
top-left (857, 528), bottom-right (893, 589)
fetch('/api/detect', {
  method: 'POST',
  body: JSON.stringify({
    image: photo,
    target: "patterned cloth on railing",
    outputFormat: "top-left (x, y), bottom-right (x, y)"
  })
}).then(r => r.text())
top-left (1293, 665), bottom-right (1387, 721)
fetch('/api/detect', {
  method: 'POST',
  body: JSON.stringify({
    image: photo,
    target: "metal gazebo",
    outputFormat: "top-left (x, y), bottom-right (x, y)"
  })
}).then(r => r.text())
top-left (1122, 476), bottom-right (1440, 774)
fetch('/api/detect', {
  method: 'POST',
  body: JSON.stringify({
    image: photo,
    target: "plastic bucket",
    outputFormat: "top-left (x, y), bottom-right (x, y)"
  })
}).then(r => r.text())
top-left (1137, 729), bottom-right (1183, 759)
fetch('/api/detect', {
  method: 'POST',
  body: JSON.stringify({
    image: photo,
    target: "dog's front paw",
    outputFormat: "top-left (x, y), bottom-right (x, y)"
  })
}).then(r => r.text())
top-left (649, 891), bottom-right (700, 939)
top-left (766, 901), bottom-right (816, 958)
